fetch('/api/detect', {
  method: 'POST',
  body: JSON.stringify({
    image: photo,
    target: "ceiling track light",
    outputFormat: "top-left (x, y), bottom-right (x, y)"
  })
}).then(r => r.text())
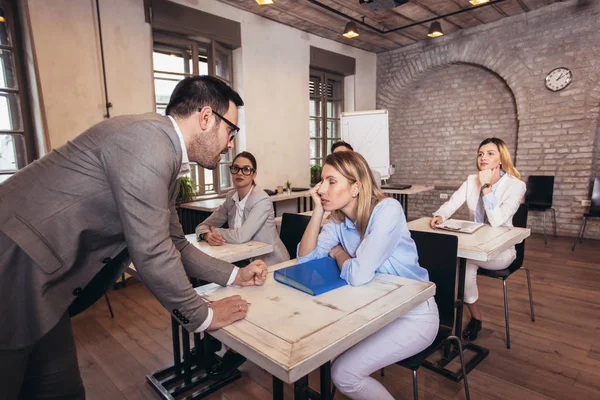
top-left (255, 0), bottom-right (274, 5)
top-left (427, 21), bottom-right (443, 38)
top-left (343, 21), bottom-right (359, 38)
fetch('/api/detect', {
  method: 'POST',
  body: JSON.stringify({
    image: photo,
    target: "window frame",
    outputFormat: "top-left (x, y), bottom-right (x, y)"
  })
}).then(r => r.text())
top-left (309, 68), bottom-right (344, 167)
top-left (152, 31), bottom-right (235, 196)
top-left (0, 0), bottom-right (36, 181)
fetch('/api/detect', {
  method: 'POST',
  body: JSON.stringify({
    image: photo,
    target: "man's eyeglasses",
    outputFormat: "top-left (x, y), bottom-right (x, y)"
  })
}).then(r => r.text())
top-left (209, 108), bottom-right (240, 142)
top-left (229, 165), bottom-right (255, 176)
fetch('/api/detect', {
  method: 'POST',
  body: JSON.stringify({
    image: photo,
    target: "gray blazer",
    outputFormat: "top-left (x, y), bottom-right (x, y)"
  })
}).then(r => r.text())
top-left (0, 113), bottom-right (234, 350)
top-left (196, 186), bottom-right (290, 265)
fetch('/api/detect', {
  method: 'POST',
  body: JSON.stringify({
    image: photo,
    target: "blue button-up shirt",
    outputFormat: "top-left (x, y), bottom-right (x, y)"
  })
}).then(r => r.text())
top-left (297, 198), bottom-right (429, 286)
top-left (476, 170), bottom-right (507, 223)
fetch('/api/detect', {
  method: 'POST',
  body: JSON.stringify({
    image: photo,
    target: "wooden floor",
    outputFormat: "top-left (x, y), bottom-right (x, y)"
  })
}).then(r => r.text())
top-left (72, 234), bottom-right (600, 400)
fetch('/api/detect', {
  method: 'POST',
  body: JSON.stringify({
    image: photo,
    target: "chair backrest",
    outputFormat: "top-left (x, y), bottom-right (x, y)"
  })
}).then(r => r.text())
top-left (525, 175), bottom-right (554, 206)
top-left (509, 203), bottom-right (528, 271)
top-left (590, 177), bottom-right (600, 217)
top-left (279, 213), bottom-right (312, 259)
top-left (409, 231), bottom-right (459, 330)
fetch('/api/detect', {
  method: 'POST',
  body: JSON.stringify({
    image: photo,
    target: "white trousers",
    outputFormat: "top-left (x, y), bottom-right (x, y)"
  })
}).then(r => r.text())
top-left (464, 247), bottom-right (516, 304)
top-left (331, 298), bottom-right (439, 400)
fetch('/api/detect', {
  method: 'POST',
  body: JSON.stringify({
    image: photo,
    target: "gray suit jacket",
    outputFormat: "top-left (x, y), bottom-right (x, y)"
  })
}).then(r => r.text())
top-left (0, 113), bottom-right (234, 350)
top-left (196, 186), bottom-right (290, 265)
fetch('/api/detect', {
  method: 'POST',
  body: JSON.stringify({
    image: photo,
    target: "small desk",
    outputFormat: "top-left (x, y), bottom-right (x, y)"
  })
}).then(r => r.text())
top-left (381, 185), bottom-right (434, 218)
top-left (146, 237), bottom-right (274, 400)
top-left (407, 217), bottom-right (530, 380)
top-left (195, 259), bottom-right (435, 399)
top-left (180, 198), bottom-right (225, 212)
top-left (268, 190), bottom-right (313, 215)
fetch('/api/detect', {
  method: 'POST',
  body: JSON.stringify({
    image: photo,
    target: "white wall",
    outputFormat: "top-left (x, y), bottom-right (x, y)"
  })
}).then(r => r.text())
top-left (27, 0), bottom-right (376, 189)
top-left (27, 0), bottom-right (153, 149)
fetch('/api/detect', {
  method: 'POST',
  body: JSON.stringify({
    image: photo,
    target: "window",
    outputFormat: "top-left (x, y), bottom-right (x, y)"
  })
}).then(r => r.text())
top-left (309, 69), bottom-right (343, 166)
top-left (0, 0), bottom-right (34, 183)
top-left (152, 32), bottom-right (235, 196)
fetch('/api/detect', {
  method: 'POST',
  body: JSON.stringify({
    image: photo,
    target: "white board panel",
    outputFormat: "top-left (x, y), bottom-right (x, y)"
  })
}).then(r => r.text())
top-left (341, 110), bottom-right (390, 179)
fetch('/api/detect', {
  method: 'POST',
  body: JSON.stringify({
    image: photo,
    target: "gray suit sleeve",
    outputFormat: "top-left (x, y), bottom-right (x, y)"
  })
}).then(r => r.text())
top-left (195, 201), bottom-right (230, 238)
top-left (214, 196), bottom-right (271, 244)
top-left (100, 125), bottom-right (233, 332)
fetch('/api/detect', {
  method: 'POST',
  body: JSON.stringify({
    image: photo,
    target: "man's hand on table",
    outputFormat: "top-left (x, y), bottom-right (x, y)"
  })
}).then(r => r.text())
top-left (207, 295), bottom-right (248, 331)
top-left (233, 260), bottom-right (268, 286)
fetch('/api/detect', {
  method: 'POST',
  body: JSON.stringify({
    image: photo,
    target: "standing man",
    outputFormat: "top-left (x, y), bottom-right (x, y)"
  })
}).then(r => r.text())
top-left (0, 76), bottom-right (266, 399)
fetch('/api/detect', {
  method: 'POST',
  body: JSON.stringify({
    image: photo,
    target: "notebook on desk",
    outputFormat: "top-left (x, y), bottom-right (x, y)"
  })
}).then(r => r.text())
top-left (274, 257), bottom-right (347, 296)
top-left (382, 184), bottom-right (412, 190)
top-left (437, 219), bottom-right (484, 234)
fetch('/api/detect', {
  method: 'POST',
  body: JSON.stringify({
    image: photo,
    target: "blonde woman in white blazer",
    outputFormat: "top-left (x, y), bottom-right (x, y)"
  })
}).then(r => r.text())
top-left (430, 138), bottom-right (526, 341)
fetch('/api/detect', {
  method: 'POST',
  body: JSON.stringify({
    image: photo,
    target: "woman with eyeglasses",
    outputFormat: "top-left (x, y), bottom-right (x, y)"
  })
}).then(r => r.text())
top-left (195, 151), bottom-right (290, 265)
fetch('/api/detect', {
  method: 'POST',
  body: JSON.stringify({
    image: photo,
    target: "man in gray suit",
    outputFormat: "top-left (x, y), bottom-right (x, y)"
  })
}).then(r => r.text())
top-left (0, 76), bottom-right (267, 399)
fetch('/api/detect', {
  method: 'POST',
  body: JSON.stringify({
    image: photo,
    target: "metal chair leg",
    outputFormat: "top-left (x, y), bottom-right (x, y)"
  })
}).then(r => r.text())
top-left (551, 208), bottom-right (557, 237)
top-left (572, 216), bottom-right (586, 251)
top-left (105, 293), bottom-right (114, 318)
top-left (412, 369), bottom-right (418, 400)
top-left (449, 336), bottom-right (470, 400)
top-left (543, 210), bottom-right (547, 244)
top-left (522, 267), bottom-right (535, 321)
top-left (502, 280), bottom-right (510, 349)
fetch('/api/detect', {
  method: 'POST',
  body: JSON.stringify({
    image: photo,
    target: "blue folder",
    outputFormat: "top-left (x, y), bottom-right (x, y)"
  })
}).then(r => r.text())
top-left (274, 257), bottom-right (347, 296)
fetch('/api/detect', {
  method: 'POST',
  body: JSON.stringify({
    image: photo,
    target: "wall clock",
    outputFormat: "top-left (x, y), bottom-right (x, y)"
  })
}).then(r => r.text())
top-left (545, 67), bottom-right (573, 91)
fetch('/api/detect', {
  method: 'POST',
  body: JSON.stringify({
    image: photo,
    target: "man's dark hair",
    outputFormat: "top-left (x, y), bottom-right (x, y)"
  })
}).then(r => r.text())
top-left (166, 75), bottom-right (244, 118)
top-left (331, 140), bottom-right (354, 153)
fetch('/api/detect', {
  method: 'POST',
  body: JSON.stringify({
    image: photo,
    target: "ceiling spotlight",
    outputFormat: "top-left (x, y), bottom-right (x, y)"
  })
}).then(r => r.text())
top-left (427, 21), bottom-right (444, 38)
top-left (469, 0), bottom-right (490, 5)
top-left (255, 0), bottom-right (274, 5)
top-left (343, 21), bottom-right (359, 38)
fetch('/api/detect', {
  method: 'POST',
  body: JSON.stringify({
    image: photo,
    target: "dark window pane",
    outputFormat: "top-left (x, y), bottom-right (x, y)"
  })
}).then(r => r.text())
top-left (0, 8), bottom-right (11, 46)
top-left (0, 49), bottom-right (16, 89)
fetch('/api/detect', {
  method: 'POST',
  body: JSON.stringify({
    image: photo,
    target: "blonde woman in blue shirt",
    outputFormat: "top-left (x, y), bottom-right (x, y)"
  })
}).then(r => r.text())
top-left (298, 151), bottom-right (439, 400)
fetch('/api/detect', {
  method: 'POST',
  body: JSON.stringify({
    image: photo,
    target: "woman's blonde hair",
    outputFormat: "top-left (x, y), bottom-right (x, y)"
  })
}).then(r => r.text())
top-left (477, 137), bottom-right (520, 179)
top-left (324, 151), bottom-right (386, 239)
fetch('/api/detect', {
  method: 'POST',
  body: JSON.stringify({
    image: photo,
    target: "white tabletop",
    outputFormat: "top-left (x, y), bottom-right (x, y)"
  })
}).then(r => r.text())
top-left (195, 259), bottom-right (435, 384)
top-left (179, 198), bottom-right (225, 212)
top-left (268, 190), bottom-right (312, 202)
top-left (183, 234), bottom-right (273, 263)
top-left (126, 235), bottom-right (274, 277)
top-left (381, 184), bottom-right (434, 195)
top-left (407, 217), bottom-right (530, 262)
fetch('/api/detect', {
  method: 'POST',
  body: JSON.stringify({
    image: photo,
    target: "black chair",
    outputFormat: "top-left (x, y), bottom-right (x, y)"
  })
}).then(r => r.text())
top-left (477, 203), bottom-right (534, 349)
top-left (525, 175), bottom-right (557, 244)
top-left (379, 231), bottom-right (470, 400)
top-left (572, 177), bottom-right (600, 251)
top-left (279, 213), bottom-right (312, 259)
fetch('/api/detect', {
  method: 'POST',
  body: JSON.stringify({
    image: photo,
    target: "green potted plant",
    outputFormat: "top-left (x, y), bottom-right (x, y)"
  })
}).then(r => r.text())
top-left (285, 180), bottom-right (292, 194)
top-left (178, 176), bottom-right (196, 203)
top-left (310, 164), bottom-right (322, 185)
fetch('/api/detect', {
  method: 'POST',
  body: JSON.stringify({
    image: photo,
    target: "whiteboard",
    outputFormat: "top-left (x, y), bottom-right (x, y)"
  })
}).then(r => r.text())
top-left (341, 110), bottom-right (390, 179)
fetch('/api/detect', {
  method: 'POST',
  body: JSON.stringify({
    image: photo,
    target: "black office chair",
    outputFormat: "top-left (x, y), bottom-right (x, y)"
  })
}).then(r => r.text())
top-left (279, 213), bottom-right (312, 259)
top-left (477, 203), bottom-right (534, 349)
top-left (379, 231), bottom-right (470, 400)
top-left (572, 177), bottom-right (600, 251)
top-left (525, 175), bottom-right (557, 244)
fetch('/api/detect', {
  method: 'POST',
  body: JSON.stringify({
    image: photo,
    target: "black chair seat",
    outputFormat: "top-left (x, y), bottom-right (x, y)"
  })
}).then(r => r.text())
top-left (397, 325), bottom-right (453, 370)
top-left (477, 267), bottom-right (512, 279)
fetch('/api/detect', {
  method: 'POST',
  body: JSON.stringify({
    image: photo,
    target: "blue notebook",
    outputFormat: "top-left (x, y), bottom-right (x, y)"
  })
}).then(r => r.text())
top-left (274, 257), bottom-right (347, 296)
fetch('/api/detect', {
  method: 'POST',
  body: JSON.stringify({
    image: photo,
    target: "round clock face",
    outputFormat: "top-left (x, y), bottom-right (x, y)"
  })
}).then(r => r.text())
top-left (545, 67), bottom-right (572, 91)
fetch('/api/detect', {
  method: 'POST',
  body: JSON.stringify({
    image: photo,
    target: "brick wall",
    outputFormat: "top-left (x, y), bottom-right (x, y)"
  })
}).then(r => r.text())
top-left (377, 0), bottom-right (600, 239)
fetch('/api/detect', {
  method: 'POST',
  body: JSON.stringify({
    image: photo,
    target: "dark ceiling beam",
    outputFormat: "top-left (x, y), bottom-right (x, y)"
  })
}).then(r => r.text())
top-left (492, 3), bottom-right (509, 17)
top-left (306, 0), bottom-right (506, 35)
top-left (447, 0), bottom-right (486, 24)
top-left (409, 0), bottom-right (464, 30)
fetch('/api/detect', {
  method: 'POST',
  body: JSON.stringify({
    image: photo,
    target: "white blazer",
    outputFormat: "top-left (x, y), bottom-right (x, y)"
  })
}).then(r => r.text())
top-left (434, 174), bottom-right (526, 228)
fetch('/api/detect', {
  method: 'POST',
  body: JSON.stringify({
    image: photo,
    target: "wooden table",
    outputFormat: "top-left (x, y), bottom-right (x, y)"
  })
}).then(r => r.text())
top-left (180, 198), bottom-right (226, 212)
top-left (195, 259), bottom-right (436, 399)
top-left (146, 237), bottom-right (275, 400)
top-left (407, 217), bottom-right (530, 380)
top-left (381, 185), bottom-right (434, 218)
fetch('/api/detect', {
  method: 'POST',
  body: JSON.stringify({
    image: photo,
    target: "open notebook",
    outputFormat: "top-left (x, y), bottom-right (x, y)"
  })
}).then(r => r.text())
top-left (437, 219), bottom-right (484, 234)
top-left (274, 257), bottom-right (347, 296)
